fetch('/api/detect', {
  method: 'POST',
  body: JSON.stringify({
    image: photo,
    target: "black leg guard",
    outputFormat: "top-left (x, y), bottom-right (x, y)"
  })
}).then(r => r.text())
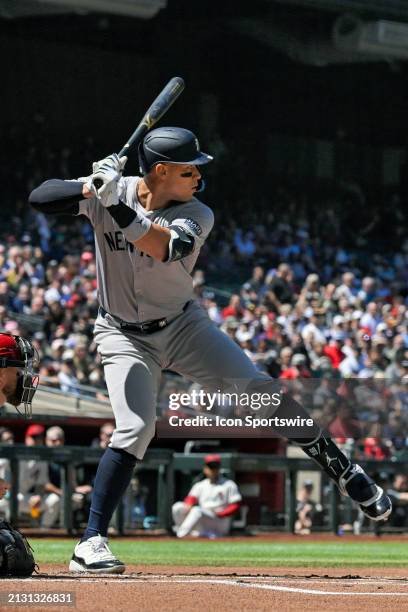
top-left (274, 393), bottom-right (392, 521)
top-left (274, 392), bottom-right (352, 482)
top-left (293, 430), bottom-right (352, 483)
top-left (293, 431), bottom-right (392, 521)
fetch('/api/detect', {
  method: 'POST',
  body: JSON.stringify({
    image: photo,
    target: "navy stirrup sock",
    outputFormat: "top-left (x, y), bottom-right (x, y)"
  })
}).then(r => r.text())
top-left (82, 447), bottom-right (136, 541)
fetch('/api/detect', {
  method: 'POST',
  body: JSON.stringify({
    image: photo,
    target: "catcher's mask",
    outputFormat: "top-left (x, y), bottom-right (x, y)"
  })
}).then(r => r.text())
top-left (0, 333), bottom-right (39, 418)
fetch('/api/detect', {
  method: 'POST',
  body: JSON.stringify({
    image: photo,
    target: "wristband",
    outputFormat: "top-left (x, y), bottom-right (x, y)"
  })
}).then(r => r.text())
top-left (107, 201), bottom-right (151, 242)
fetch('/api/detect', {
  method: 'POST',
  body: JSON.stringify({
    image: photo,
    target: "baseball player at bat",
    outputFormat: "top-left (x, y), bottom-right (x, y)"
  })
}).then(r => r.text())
top-left (29, 127), bottom-right (391, 574)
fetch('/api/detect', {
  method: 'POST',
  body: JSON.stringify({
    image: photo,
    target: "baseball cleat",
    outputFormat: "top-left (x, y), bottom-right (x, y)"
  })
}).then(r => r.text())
top-left (69, 535), bottom-right (125, 574)
top-left (338, 464), bottom-right (392, 521)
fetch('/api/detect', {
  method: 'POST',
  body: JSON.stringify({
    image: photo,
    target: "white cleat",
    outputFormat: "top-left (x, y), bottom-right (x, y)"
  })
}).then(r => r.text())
top-left (69, 535), bottom-right (125, 574)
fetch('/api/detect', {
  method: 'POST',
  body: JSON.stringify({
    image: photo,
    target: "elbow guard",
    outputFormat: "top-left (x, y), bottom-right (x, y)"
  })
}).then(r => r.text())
top-left (167, 227), bottom-right (195, 262)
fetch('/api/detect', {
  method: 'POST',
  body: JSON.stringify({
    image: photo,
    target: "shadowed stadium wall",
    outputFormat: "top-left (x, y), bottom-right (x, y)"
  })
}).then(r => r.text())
top-left (1, 12), bottom-right (408, 149)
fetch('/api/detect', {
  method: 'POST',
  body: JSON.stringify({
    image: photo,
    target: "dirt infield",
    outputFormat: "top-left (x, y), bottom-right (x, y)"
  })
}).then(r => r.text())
top-left (1, 534), bottom-right (407, 611)
top-left (1, 565), bottom-right (408, 612)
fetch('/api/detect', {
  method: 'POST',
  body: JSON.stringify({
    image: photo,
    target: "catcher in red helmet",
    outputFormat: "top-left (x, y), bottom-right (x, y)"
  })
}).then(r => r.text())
top-left (0, 333), bottom-right (39, 578)
top-left (0, 333), bottom-right (39, 418)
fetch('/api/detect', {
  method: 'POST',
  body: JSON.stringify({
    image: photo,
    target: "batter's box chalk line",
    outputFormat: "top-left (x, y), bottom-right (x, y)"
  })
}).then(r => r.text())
top-left (6, 576), bottom-right (408, 596)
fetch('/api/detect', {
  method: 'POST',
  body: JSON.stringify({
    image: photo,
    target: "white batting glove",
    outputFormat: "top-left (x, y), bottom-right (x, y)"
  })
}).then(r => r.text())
top-left (98, 180), bottom-right (120, 208)
top-left (84, 166), bottom-right (119, 207)
top-left (92, 153), bottom-right (128, 176)
top-left (89, 154), bottom-right (127, 207)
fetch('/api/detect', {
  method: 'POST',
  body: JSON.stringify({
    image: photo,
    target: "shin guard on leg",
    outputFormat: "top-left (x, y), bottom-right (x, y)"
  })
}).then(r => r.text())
top-left (294, 431), bottom-right (352, 483)
top-left (293, 432), bottom-right (392, 521)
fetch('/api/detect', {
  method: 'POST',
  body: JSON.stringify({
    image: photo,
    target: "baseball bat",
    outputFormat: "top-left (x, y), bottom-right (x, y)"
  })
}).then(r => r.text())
top-left (93, 76), bottom-right (185, 189)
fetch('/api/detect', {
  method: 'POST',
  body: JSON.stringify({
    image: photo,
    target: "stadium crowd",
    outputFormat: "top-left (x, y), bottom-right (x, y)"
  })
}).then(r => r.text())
top-left (1, 129), bottom-right (408, 463)
top-left (0, 422), bottom-right (117, 528)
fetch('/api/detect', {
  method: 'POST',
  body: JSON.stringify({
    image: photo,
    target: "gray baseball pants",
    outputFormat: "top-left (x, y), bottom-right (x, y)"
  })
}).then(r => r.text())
top-left (95, 301), bottom-right (314, 458)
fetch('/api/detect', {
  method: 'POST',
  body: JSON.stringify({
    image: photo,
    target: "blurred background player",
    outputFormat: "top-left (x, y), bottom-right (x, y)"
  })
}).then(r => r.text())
top-left (18, 424), bottom-right (60, 528)
top-left (0, 427), bottom-right (13, 520)
top-left (172, 454), bottom-right (242, 538)
top-left (295, 480), bottom-right (319, 535)
top-left (386, 474), bottom-right (408, 528)
top-left (45, 426), bottom-right (93, 528)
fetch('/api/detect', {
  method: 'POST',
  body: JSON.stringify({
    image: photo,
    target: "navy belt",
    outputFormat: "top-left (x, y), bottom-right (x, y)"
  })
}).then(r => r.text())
top-left (99, 303), bottom-right (190, 335)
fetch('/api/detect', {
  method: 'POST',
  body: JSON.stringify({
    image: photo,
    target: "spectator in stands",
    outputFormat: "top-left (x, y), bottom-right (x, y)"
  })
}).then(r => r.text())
top-left (323, 332), bottom-right (345, 369)
top-left (24, 423), bottom-right (45, 447)
top-left (234, 229), bottom-right (256, 260)
top-left (17, 424), bottom-right (61, 528)
top-left (295, 480), bottom-right (319, 535)
top-left (0, 478), bottom-right (9, 517)
top-left (44, 426), bottom-right (92, 528)
top-left (241, 266), bottom-right (265, 302)
top-left (58, 351), bottom-right (80, 395)
top-left (172, 454), bottom-right (242, 538)
top-left (358, 277), bottom-right (377, 305)
top-left (11, 284), bottom-right (31, 314)
top-left (0, 427), bottom-right (14, 445)
top-left (123, 475), bottom-right (148, 529)
top-left (360, 302), bottom-right (381, 335)
top-left (0, 427), bottom-right (13, 519)
top-left (222, 294), bottom-right (243, 320)
top-left (91, 422), bottom-right (115, 449)
top-left (72, 343), bottom-right (91, 385)
top-left (333, 272), bottom-right (357, 304)
top-left (0, 427), bottom-right (14, 479)
top-left (301, 311), bottom-right (327, 346)
top-left (328, 400), bottom-right (362, 439)
top-left (387, 474), bottom-right (408, 528)
top-left (301, 273), bottom-right (324, 306)
top-left (278, 346), bottom-right (293, 376)
top-left (265, 263), bottom-right (294, 311)
top-left (354, 374), bottom-right (389, 417)
top-left (362, 435), bottom-right (390, 461)
top-left (280, 353), bottom-right (311, 380)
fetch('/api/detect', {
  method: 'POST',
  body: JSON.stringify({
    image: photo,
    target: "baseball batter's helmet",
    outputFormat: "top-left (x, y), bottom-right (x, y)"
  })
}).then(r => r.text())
top-left (138, 127), bottom-right (213, 175)
top-left (0, 333), bottom-right (39, 418)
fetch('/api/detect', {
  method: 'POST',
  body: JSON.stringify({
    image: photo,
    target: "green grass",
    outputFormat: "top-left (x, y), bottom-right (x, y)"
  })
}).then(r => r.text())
top-left (31, 539), bottom-right (408, 568)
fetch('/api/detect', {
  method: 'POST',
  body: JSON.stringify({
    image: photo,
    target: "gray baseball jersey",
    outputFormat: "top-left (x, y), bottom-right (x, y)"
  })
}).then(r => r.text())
top-left (77, 176), bottom-right (214, 322)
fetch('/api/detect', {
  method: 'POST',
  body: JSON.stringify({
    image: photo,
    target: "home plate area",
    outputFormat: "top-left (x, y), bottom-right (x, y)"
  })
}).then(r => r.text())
top-left (1, 567), bottom-right (407, 612)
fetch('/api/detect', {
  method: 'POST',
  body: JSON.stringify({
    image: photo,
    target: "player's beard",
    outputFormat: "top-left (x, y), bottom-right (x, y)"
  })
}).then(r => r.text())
top-left (3, 377), bottom-right (22, 407)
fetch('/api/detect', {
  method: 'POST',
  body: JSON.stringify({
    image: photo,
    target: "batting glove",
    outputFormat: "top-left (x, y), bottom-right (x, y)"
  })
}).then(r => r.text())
top-left (83, 176), bottom-right (118, 207)
top-left (92, 153), bottom-right (128, 176)
top-left (90, 154), bottom-right (127, 207)
top-left (98, 180), bottom-right (120, 208)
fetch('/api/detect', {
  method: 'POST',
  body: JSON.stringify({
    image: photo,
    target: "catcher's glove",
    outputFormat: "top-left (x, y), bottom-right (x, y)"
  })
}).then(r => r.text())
top-left (0, 520), bottom-right (37, 576)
